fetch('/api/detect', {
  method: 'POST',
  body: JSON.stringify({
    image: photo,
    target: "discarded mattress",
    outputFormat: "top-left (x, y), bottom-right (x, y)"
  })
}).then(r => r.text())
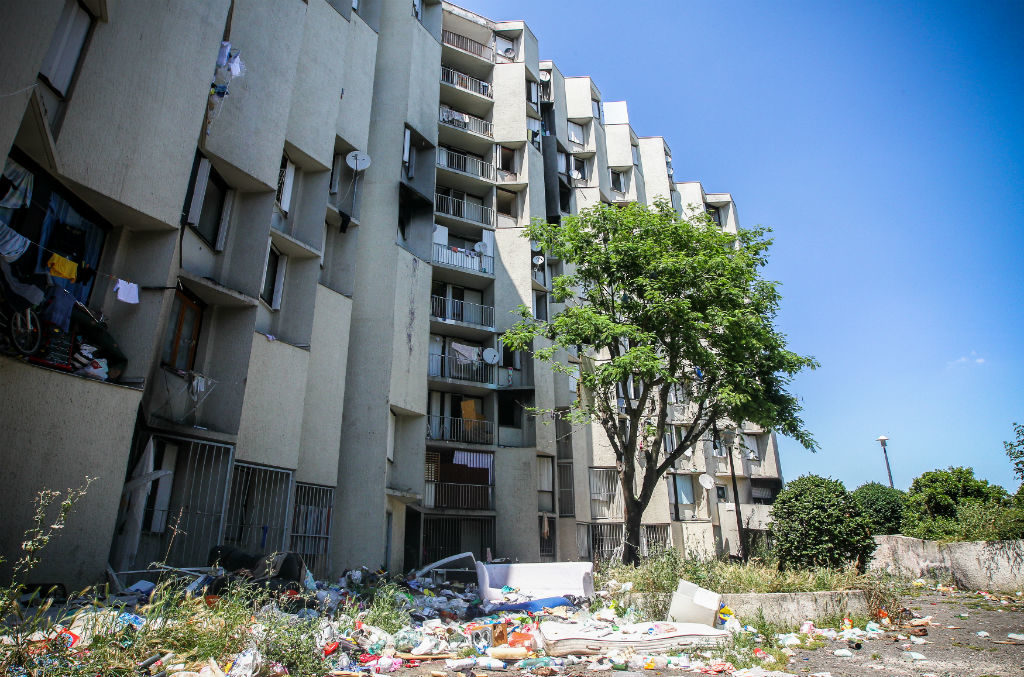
top-left (539, 621), bottom-right (729, 656)
top-left (476, 561), bottom-right (594, 601)
top-left (485, 596), bottom-right (576, 613)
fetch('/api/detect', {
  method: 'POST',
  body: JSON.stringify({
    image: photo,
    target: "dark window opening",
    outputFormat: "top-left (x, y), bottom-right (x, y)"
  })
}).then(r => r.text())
top-left (162, 288), bottom-right (204, 372)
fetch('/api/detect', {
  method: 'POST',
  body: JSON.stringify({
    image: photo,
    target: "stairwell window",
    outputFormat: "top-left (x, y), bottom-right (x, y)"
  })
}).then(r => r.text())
top-left (276, 155), bottom-right (296, 216)
top-left (185, 155), bottom-right (233, 251)
top-left (610, 169), bottom-right (625, 193)
top-left (533, 290), bottom-right (548, 321)
top-left (591, 99), bottom-right (601, 121)
top-left (568, 121), bottom-right (585, 146)
top-left (631, 144), bottom-right (640, 167)
top-left (261, 244), bottom-right (287, 310)
top-left (39, 0), bottom-right (94, 98)
top-left (162, 289), bottom-right (204, 372)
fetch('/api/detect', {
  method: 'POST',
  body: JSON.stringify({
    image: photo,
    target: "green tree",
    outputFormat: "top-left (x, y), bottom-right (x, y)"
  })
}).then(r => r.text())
top-left (502, 201), bottom-right (818, 564)
top-left (769, 475), bottom-right (876, 570)
top-left (852, 482), bottom-right (906, 535)
top-left (902, 466), bottom-right (1008, 539)
top-left (1005, 421), bottom-right (1024, 485)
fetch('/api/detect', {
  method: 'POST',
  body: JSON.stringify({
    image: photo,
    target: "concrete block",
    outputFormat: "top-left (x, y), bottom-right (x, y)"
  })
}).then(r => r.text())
top-left (721, 590), bottom-right (869, 626)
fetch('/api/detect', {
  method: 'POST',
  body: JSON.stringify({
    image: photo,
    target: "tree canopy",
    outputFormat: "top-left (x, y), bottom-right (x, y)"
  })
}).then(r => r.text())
top-left (502, 200), bottom-right (817, 563)
top-left (852, 482), bottom-right (906, 535)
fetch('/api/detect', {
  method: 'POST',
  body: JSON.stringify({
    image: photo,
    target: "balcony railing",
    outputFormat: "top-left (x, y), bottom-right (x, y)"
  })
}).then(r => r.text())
top-left (441, 66), bottom-right (493, 98)
top-left (435, 193), bottom-right (494, 226)
top-left (427, 414), bottom-right (495, 445)
top-left (437, 147), bottom-right (496, 181)
top-left (424, 481), bottom-right (494, 510)
top-left (432, 242), bottom-right (493, 274)
top-left (439, 107), bottom-right (493, 138)
top-left (496, 366), bottom-right (531, 388)
top-left (431, 295), bottom-right (494, 327)
top-left (428, 353), bottom-right (494, 384)
top-left (441, 29), bottom-right (493, 61)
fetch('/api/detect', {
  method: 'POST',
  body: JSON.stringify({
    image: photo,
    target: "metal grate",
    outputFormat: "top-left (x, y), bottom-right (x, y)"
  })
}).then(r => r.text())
top-left (538, 515), bottom-right (555, 558)
top-left (290, 483), bottom-right (333, 579)
top-left (576, 522), bottom-right (591, 560)
top-left (590, 522), bottom-right (624, 561)
top-left (131, 436), bottom-right (233, 569)
top-left (224, 462), bottom-right (293, 554)
top-left (422, 515), bottom-right (495, 564)
top-left (641, 524), bottom-right (671, 555)
top-left (589, 468), bottom-right (623, 519)
top-left (557, 462), bottom-right (574, 517)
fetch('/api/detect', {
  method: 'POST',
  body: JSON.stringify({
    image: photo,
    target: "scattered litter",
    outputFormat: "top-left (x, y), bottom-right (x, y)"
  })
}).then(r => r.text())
top-left (976, 630), bottom-right (990, 638)
top-left (1008, 633), bottom-right (1024, 641)
top-left (832, 648), bottom-right (853, 657)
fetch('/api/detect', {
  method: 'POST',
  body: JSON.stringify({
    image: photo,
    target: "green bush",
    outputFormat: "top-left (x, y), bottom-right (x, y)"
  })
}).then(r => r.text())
top-left (769, 475), bottom-right (876, 571)
top-left (852, 482), bottom-right (906, 535)
top-left (902, 466), bottom-right (1012, 540)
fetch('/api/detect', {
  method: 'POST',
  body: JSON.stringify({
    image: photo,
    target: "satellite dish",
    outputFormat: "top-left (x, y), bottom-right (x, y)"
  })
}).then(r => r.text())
top-left (539, 71), bottom-right (551, 82)
top-left (698, 473), bottom-right (715, 490)
top-left (530, 239), bottom-right (542, 252)
top-left (532, 255), bottom-right (545, 266)
top-left (345, 150), bottom-right (371, 172)
top-left (503, 48), bottom-right (516, 58)
top-left (473, 241), bottom-right (488, 254)
top-left (570, 170), bottom-right (582, 180)
top-left (482, 348), bottom-right (499, 365)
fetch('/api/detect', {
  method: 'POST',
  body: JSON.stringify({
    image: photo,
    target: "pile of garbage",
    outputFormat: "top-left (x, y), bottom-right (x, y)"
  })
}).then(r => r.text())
top-left (2, 550), bottom-right (973, 677)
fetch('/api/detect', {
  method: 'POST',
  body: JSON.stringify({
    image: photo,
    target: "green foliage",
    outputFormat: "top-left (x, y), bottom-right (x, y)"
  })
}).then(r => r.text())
top-left (502, 201), bottom-right (817, 562)
top-left (901, 466), bottom-right (1013, 541)
top-left (363, 581), bottom-right (411, 634)
top-left (769, 475), bottom-right (876, 570)
top-left (903, 500), bottom-right (1024, 542)
top-left (852, 482), bottom-right (906, 535)
top-left (903, 466), bottom-right (1006, 521)
top-left (1005, 421), bottom-right (1024, 484)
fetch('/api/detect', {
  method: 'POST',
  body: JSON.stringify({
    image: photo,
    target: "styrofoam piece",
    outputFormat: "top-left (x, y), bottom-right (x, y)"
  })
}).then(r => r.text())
top-left (539, 621), bottom-right (728, 656)
top-left (666, 579), bottom-right (721, 626)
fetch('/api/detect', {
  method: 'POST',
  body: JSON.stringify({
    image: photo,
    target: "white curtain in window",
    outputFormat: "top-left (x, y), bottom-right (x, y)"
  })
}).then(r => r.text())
top-left (674, 475), bottom-right (694, 504)
top-left (537, 457), bottom-right (553, 491)
top-left (743, 433), bottom-right (760, 459)
top-left (40, 0), bottom-right (91, 96)
top-left (568, 121), bottom-right (584, 144)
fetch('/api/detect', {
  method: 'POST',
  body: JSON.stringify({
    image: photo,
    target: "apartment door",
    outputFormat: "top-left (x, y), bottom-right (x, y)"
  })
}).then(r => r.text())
top-left (428, 334), bottom-right (444, 377)
top-left (427, 390), bottom-right (443, 439)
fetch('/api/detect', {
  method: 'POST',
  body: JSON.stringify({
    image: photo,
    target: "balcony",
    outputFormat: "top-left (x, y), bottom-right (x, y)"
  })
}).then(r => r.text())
top-left (432, 242), bottom-right (493, 275)
top-left (427, 414), bottom-right (495, 445)
top-left (496, 366), bottom-right (532, 388)
top-left (441, 29), bottom-right (493, 62)
top-left (424, 481), bottom-right (494, 510)
top-left (437, 147), bottom-right (496, 183)
top-left (435, 193), bottom-right (494, 227)
top-left (431, 295), bottom-right (494, 328)
top-left (495, 168), bottom-right (520, 184)
top-left (441, 66), bottom-right (492, 99)
top-left (428, 353), bottom-right (493, 385)
top-left (439, 107), bottom-right (493, 139)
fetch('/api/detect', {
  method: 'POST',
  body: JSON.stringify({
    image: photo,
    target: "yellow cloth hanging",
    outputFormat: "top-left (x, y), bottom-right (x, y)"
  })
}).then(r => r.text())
top-left (47, 253), bottom-right (78, 282)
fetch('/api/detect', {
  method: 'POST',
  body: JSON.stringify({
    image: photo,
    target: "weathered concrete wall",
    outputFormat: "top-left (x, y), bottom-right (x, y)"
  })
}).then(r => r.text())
top-left (722, 590), bottom-right (869, 626)
top-left (871, 534), bottom-right (1024, 592)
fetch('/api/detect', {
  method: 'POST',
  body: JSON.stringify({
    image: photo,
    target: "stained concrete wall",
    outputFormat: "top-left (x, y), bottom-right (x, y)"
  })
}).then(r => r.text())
top-left (0, 358), bottom-right (142, 589)
top-left (871, 535), bottom-right (1024, 592)
top-left (722, 590), bottom-right (869, 626)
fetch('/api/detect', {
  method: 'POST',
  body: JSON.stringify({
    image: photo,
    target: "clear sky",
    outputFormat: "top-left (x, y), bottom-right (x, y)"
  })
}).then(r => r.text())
top-left (455, 0), bottom-right (1024, 493)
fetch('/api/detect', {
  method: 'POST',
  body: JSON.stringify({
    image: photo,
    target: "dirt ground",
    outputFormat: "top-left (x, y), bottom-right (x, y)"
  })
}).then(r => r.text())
top-left (392, 588), bottom-right (1023, 677)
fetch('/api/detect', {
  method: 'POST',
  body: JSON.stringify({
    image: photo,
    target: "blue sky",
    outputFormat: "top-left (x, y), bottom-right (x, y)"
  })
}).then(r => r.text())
top-left (456, 0), bottom-right (1024, 492)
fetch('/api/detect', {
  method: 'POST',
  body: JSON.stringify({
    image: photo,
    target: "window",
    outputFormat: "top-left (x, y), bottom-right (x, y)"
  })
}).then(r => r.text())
top-left (276, 155), bottom-right (296, 216)
top-left (631, 144), bottom-right (640, 166)
top-left (712, 436), bottom-right (727, 457)
top-left (351, 0), bottom-right (359, 9)
top-left (402, 127), bottom-right (416, 179)
top-left (706, 206), bottom-right (721, 227)
top-left (610, 170), bottom-right (625, 193)
top-left (533, 290), bottom-right (547, 321)
top-left (412, 0), bottom-right (423, 20)
top-left (162, 289), bottom-right (203, 372)
top-left (667, 475), bottom-right (695, 521)
top-left (261, 244), bottom-right (286, 310)
top-left (752, 485), bottom-right (775, 505)
top-left (557, 462), bottom-right (574, 517)
top-left (39, 0), bottom-right (93, 97)
top-left (526, 117), bottom-right (542, 148)
top-left (539, 515), bottom-right (555, 557)
top-left (496, 189), bottom-right (516, 218)
top-left (568, 364), bottom-right (579, 394)
top-left (716, 485), bottom-right (727, 501)
top-left (538, 456), bottom-right (554, 512)
top-left (572, 156), bottom-right (587, 181)
top-left (568, 121), bottom-right (585, 146)
top-left (185, 156), bottom-right (232, 250)
top-left (498, 391), bottom-right (521, 427)
top-left (591, 99), bottom-right (601, 121)
top-left (743, 433), bottom-right (760, 461)
top-left (589, 468), bottom-right (622, 519)
top-left (501, 341), bottom-right (522, 370)
top-left (527, 80), bottom-right (539, 106)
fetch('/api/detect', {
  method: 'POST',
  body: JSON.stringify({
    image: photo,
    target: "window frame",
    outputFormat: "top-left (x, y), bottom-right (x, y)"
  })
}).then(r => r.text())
top-left (162, 288), bottom-right (204, 373)
top-left (260, 242), bottom-right (287, 310)
top-left (38, 0), bottom-right (95, 99)
top-left (610, 169), bottom-right (625, 193)
top-left (185, 155), bottom-right (233, 251)
top-left (537, 455), bottom-right (555, 513)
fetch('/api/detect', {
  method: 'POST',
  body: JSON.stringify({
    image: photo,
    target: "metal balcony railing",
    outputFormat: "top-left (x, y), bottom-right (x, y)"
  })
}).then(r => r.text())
top-left (432, 242), bottom-right (493, 274)
top-left (439, 107), bottom-right (493, 138)
top-left (428, 353), bottom-right (494, 384)
top-left (424, 481), bottom-right (494, 510)
top-left (437, 147), bottom-right (496, 181)
top-left (431, 295), bottom-right (494, 327)
top-left (441, 66), bottom-right (493, 98)
top-left (435, 193), bottom-right (494, 226)
top-left (441, 29), bottom-right (493, 61)
top-left (426, 414), bottom-right (495, 444)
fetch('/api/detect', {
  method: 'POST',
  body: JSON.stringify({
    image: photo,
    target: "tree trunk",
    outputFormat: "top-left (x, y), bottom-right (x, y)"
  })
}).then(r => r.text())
top-left (621, 503), bottom-right (644, 565)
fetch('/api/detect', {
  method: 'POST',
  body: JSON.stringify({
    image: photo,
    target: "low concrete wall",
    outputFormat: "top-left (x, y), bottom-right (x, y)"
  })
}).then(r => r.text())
top-left (722, 590), bottom-right (869, 626)
top-left (870, 535), bottom-right (1024, 592)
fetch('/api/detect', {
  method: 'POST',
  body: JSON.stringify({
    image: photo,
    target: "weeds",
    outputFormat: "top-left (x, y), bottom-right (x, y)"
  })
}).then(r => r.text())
top-left (362, 581), bottom-right (411, 634)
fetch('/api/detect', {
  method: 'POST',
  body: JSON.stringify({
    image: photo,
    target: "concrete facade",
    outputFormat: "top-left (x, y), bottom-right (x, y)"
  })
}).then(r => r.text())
top-left (0, 0), bottom-right (783, 588)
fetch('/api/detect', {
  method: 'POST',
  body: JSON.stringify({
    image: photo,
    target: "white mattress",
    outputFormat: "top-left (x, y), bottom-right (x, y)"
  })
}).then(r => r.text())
top-left (539, 621), bottom-right (729, 656)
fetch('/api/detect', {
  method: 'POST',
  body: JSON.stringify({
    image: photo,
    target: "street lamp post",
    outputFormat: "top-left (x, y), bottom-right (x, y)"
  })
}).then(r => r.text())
top-left (876, 435), bottom-right (894, 489)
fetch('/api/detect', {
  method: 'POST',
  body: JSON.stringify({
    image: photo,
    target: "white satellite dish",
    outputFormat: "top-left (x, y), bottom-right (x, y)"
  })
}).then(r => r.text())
top-left (345, 150), bottom-right (371, 172)
top-left (539, 71), bottom-right (551, 82)
top-left (532, 255), bottom-right (545, 266)
top-left (482, 348), bottom-right (499, 365)
top-left (570, 170), bottom-right (582, 180)
top-left (698, 473), bottom-right (715, 490)
top-left (503, 48), bottom-right (516, 58)
top-left (473, 241), bottom-right (488, 254)
top-left (530, 239), bottom-right (542, 252)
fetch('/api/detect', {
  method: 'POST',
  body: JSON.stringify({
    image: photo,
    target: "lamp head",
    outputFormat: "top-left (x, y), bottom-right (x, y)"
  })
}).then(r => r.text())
top-left (876, 435), bottom-right (888, 447)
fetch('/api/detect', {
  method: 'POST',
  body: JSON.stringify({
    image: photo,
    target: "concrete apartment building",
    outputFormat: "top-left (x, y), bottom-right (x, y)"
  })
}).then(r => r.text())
top-left (0, 0), bottom-right (782, 589)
